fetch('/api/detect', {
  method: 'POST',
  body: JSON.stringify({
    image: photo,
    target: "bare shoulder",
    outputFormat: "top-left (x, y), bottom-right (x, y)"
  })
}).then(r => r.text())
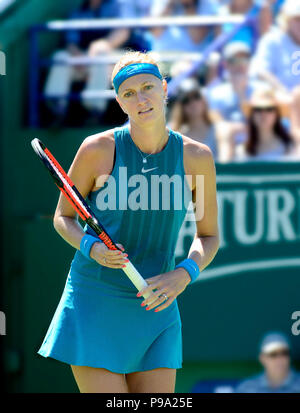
top-left (69, 128), bottom-right (116, 181)
top-left (80, 128), bottom-right (115, 157)
top-left (181, 134), bottom-right (215, 174)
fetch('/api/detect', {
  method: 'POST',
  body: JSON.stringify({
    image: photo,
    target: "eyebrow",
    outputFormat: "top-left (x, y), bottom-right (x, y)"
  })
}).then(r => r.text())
top-left (122, 81), bottom-right (154, 93)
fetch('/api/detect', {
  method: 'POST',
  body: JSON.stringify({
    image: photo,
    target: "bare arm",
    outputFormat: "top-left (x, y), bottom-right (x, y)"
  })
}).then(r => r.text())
top-left (53, 135), bottom-right (106, 248)
top-left (53, 133), bottom-right (127, 268)
top-left (258, 4), bottom-right (273, 36)
top-left (88, 28), bottom-right (130, 55)
top-left (137, 141), bottom-right (220, 310)
top-left (150, 0), bottom-right (177, 38)
top-left (290, 86), bottom-right (300, 150)
top-left (186, 143), bottom-right (219, 272)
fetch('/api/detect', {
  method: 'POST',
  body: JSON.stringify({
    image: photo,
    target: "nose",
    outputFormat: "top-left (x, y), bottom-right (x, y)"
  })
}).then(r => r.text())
top-left (136, 91), bottom-right (148, 103)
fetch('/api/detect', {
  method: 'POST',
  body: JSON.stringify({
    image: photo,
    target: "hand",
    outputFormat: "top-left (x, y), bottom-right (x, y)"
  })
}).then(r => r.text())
top-left (88, 39), bottom-right (112, 56)
top-left (90, 242), bottom-right (129, 269)
top-left (136, 268), bottom-right (191, 312)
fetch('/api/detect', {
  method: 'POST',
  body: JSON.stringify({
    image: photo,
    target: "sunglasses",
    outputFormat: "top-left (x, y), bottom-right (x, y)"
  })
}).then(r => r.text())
top-left (266, 350), bottom-right (290, 358)
top-left (181, 93), bottom-right (202, 105)
top-left (227, 56), bottom-right (250, 65)
top-left (252, 106), bottom-right (277, 113)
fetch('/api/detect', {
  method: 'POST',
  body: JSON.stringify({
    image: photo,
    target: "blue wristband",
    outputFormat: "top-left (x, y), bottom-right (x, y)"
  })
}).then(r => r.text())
top-left (175, 258), bottom-right (200, 284)
top-left (80, 234), bottom-right (101, 261)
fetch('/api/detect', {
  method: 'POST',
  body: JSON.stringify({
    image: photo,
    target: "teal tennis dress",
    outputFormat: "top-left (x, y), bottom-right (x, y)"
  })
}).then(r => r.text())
top-left (37, 126), bottom-right (192, 373)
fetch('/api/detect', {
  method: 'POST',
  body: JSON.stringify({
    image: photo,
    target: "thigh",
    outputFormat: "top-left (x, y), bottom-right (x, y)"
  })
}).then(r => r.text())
top-left (70, 365), bottom-right (128, 393)
top-left (126, 368), bottom-right (176, 393)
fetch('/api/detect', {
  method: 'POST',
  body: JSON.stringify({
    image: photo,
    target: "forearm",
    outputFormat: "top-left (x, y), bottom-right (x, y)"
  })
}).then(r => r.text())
top-left (106, 28), bottom-right (130, 49)
top-left (188, 234), bottom-right (219, 272)
top-left (53, 215), bottom-right (86, 251)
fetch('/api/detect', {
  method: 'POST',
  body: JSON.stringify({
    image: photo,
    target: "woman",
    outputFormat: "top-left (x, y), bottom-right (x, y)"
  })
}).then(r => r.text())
top-left (38, 51), bottom-right (219, 393)
top-left (235, 88), bottom-right (293, 160)
top-left (169, 78), bottom-right (218, 159)
top-left (220, 0), bottom-right (272, 50)
top-left (150, 0), bottom-right (217, 53)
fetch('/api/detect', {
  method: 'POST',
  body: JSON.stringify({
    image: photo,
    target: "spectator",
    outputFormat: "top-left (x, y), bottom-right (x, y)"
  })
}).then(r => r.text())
top-left (290, 87), bottom-right (300, 157)
top-left (149, 0), bottom-right (219, 52)
top-left (267, 0), bottom-right (285, 20)
top-left (206, 42), bottom-right (277, 161)
top-left (169, 78), bottom-right (218, 157)
top-left (250, 0), bottom-right (300, 92)
top-left (206, 42), bottom-right (263, 124)
top-left (232, 88), bottom-right (294, 161)
top-left (235, 332), bottom-right (300, 393)
top-left (44, 0), bottom-right (127, 119)
top-left (201, 52), bottom-right (222, 91)
top-left (117, 0), bottom-right (153, 51)
top-left (219, 0), bottom-right (273, 50)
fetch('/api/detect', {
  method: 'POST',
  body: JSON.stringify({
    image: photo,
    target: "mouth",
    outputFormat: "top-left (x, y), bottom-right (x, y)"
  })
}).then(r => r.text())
top-left (138, 108), bottom-right (153, 115)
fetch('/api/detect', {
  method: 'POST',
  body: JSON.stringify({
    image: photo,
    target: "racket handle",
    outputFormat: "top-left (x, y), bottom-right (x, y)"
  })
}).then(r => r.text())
top-left (122, 261), bottom-right (151, 299)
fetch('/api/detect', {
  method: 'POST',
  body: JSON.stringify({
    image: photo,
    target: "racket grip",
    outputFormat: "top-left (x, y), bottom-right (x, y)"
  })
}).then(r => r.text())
top-left (122, 261), bottom-right (151, 299)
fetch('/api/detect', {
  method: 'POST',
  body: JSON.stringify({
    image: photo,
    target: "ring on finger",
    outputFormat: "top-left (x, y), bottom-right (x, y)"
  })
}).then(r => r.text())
top-left (160, 293), bottom-right (168, 301)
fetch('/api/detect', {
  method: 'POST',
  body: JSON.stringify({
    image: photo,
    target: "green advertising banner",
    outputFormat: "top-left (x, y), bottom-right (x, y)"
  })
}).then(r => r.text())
top-left (176, 161), bottom-right (300, 362)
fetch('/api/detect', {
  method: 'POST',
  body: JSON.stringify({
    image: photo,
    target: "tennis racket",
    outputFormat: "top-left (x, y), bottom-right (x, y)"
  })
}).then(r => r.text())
top-left (31, 138), bottom-right (150, 298)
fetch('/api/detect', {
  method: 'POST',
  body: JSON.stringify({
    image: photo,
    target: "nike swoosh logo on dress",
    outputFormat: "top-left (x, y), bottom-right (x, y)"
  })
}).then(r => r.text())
top-left (141, 166), bottom-right (158, 173)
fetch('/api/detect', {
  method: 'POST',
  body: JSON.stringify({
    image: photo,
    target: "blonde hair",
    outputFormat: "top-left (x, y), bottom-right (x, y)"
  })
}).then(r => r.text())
top-left (111, 51), bottom-right (161, 88)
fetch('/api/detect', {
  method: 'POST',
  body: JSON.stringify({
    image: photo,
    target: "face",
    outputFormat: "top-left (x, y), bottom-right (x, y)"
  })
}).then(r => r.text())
top-left (251, 106), bottom-right (278, 132)
top-left (230, 0), bottom-right (253, 13)
top-left (181, 92), bottom-right (206, 121)
top-left (116, 73), bottom-right (167, 126)
top-left (90, 0), bottom-right (102, 8)
top-left (226, 52), bottom-right (250, 77)
top-left (287, 17), bottom-right (300, 45)
top-left (260, 349), bottom-right (290, 379)
top-left (180, 0), bottom-right (197, 14)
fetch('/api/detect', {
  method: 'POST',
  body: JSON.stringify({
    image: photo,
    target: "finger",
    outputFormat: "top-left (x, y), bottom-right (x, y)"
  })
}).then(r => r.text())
top-left (154, 297), bottom-right (176, 313)
top-left (106, 255), bottom-right (129, 263)
top-left (116, 243), bottom-right (125, 252)
top-left (144, 276), bottom-right (160, 284)
top-left (137, 282), bottom-right (160, 298)
top-left (136, 276), bottom-right (164, 297)
top-left (105, 258), bottom-right (129, 268)
top-left (105, 249), bottom-right (127, 257)
top-left (102, 261), bottom-right (127, 269)
top-left (144, 293), bottom-right (170, 311)
top-left (142, 289), bottom-right (167, 307)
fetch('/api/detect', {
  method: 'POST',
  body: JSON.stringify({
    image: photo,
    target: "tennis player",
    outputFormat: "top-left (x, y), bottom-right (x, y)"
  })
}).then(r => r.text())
top-left (37, 51), bottom-right (219, 393)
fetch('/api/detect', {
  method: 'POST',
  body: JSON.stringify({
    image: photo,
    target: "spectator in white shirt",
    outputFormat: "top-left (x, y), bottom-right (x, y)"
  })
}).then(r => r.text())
top-left (250, 0), bottom-right (300, 92)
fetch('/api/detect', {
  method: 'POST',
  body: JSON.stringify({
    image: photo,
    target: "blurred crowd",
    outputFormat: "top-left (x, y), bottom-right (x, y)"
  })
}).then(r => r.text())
top-left (41, 0), bottom-right (300, 162)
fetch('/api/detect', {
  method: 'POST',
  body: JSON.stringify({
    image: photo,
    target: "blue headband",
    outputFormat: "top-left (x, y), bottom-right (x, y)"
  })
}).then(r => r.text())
top-left (113, 63), bottom-right (163, 94)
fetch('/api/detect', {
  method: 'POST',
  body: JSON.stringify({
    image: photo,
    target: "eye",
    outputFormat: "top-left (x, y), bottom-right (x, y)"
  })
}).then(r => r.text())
top-left (144, 84), bottom-right (154, 90)
top-left (124, 91), bottom-right (134, 98)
